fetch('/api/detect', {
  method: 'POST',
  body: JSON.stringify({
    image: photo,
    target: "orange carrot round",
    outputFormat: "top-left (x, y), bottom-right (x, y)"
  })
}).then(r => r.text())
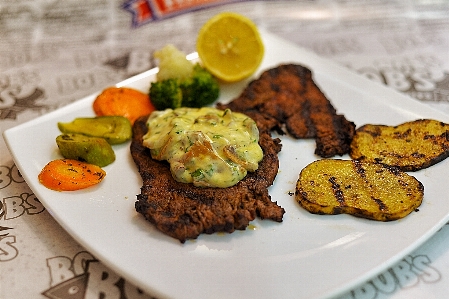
top-left (93, 87), bottom-right (155, 124)
top-left (38, 159), bottom-right (106, 191)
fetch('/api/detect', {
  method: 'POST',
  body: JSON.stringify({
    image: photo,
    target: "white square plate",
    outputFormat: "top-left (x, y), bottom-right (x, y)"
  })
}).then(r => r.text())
top-left (5, 31), bottom-right (449, 299)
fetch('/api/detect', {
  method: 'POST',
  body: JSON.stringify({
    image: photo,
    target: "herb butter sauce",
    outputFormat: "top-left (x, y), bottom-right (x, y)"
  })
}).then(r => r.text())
top-left (143, 107), bottom-right (263, 188)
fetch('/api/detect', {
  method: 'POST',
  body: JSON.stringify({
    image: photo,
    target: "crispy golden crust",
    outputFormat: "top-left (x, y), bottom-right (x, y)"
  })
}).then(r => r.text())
top-left (296, 159), bottom-right (424, 221)
top-left (350, 119), bottom-right (449, 171)
top-left (131, 115), bottom-right (285, 243)
top-left (217, 64), bottom-right (355, 158)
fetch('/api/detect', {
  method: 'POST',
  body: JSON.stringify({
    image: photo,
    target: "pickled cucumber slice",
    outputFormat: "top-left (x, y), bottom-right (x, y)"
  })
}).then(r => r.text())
top-left (56, 134), bottom-right (116, 167)
top-left (58, 116), bottom-right (132, 145)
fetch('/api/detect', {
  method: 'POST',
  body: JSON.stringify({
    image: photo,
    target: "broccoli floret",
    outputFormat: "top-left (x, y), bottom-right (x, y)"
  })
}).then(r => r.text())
top-left (180, 64), bottom-right (220, 108)
top-left (149, 79), bottom-right (183, 110)
top-left (149, 63), bottom-right (219, 110)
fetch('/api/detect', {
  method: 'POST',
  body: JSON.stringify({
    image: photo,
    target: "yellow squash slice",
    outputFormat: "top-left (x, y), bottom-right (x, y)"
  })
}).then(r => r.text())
top-left (296, 159), bottom-right (424, 221)
top-left (350, 119), bottom-right (449, 171)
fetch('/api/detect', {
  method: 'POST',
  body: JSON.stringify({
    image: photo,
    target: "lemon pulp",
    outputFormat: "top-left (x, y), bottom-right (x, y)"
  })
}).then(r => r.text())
top-left (196, 12), bottom-right (264, 82)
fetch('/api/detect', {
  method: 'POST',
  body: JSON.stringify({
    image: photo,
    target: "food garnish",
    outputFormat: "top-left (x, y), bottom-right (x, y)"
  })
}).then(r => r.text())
top-left (40, 89), bottom-right (141, 191)
top-left (143, 107), bottom-right (263, 188)
top-left (350, 119), bottom-right (449, 171)
top-left (149, 44), bottom-right (219, 110)
top-left (58, 116), bottom-right (132, 145)
top-left (93, 87), bottom-right (155, 124)
top-left (196, 12), bottom-right (264, 82)
top-left (38, 159), bottom-right (106, 191)
top-left (56, 133), bottom-right (116, 167)
top-left (296, 159), bottom-right (424, 221)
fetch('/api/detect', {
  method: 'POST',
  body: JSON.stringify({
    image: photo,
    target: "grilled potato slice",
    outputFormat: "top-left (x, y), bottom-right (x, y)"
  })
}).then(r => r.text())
top-left (296, 159), bottom-right (424, 221)
top-left (350, 119), bottom-right (449, 171)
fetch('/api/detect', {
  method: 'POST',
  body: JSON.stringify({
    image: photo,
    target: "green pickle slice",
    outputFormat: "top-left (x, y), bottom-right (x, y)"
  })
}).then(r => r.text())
top-left (56, 133), bottom-right (116, 167)
top-left (58, 116), bottom-right (132, 145)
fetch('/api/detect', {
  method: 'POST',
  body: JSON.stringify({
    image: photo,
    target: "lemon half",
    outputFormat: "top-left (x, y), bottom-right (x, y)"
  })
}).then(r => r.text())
top-left (196, 12), bottom-right (264, 83)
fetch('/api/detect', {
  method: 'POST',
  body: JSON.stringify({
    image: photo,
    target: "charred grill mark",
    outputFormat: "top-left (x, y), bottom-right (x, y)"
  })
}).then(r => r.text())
top-left (385, 165), bottom-right (401, 176)
top-left (393, 128), bottom-right (412, 139)
top-left (298, 68), bottom-right (310, 90)
top-left (141, 171), bottom-right (155, 180)
top-left (270, 82), bottom-right (280, 92)
top-left (363, 126), bottom-right (382, 137)
top-left (374, 157), bottom-right (383, 163)
top-left (301, 101), bottom-right (315, 137)
top-left (180, 189), bottom-right (216, 205)
top-left (298, 190), bottom-right (308, 199)
top-left (328, 176), bottom-right (345, 206)
top-left (443, 131), bottom-right (449, 141)
top-left (354, 160), bottom-right (390, 212)
top-left (267, 67), bottom-right (280, 78)
top-left (397, 179), bottom-right (409, 188)
top-left (372, 197), bottom-right (388, 211)
top-left (353, 160), bottom-right (366, 179)
top-left (417, 180), bottom-right (425, 193)
top-left (380, 150), bottom-right (404, 159)
top-left (411, 152), bottom-right (426, 158)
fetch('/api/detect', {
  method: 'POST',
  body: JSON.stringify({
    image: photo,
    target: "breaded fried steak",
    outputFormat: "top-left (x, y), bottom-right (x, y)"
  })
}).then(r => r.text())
top-left (131, 115), bottom-right (285, 243)
top-left (217, 64), bottom-right (355, 158)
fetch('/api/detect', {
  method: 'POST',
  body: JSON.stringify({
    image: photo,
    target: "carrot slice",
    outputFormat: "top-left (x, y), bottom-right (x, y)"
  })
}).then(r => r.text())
top-left (38, 159), bottom-right (106, 191)
top-left (93, 87), bottom-right (155, 124)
